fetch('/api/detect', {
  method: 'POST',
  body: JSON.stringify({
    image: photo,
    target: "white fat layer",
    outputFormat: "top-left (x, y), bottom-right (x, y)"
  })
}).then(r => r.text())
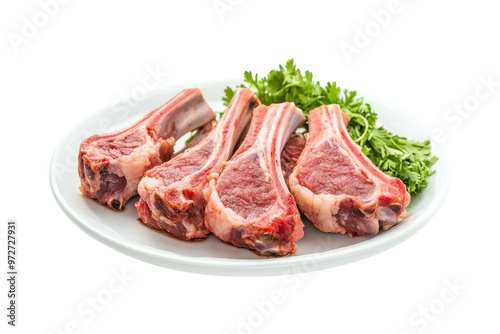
top-left (289, 176), bottom-right (343, 234)
top-left (111, 138), bottom-right (158, 179)
top-left (138, 176), bottom-right (164, 197)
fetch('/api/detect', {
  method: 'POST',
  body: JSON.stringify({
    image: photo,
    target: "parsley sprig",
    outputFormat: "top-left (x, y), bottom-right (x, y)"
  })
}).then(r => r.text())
top-left (222, 59), bottom-right (437, 194)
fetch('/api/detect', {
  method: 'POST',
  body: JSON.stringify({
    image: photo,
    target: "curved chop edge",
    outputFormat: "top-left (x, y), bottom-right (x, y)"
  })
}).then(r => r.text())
top-left (204, 103), bottom-right (305, 256)
top-left (136, 88), bottom-right (261, 240)
top-left (78, 88), bottom-right (215, 210)
top-left (289, 104), bottom-right (411, 237)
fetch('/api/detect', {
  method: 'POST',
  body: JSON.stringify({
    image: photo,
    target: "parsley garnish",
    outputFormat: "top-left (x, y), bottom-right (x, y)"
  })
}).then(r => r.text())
top-left (222, 59), bottom-right (437, 194)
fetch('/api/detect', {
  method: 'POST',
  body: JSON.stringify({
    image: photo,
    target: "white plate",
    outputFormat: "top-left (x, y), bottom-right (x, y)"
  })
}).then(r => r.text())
top-left (50, 80), bottom-right (450, 276)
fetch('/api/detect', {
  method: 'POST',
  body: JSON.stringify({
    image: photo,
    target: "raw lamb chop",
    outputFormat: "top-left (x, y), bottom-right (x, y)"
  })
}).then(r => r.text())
top-left (78, 88), bottom-right (215, 210)
top-left (289, 104), bottom-right (410, 237)
top-left (136, 88), bottom-right (260, 239)
top-left (204, 103), bottom-right (305, 256)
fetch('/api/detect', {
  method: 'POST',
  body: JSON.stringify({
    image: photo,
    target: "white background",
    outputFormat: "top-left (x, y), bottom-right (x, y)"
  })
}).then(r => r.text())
top-left (1, 0), bottom-right (499, 333)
